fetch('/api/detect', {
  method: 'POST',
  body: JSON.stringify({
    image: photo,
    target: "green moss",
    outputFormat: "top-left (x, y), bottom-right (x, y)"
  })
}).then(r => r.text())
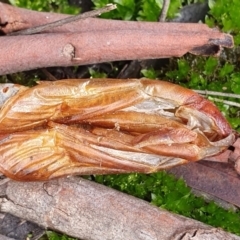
top-left (43, 231), bottom-right (78, 240)
top-left (206, 0), bottom-right (240, 45)
top-left (141, 67), bottom-right (160, 79)
top-left (89, 68), bottom-right (108, 78)
top-left (10, 0), bottom-right (79, 14)
top-left (92, 0), bottom-right (183, 21)
top-left (92, 0), bottom-right (137, 20)
top-left (0, 72), bottom-right (38, 86)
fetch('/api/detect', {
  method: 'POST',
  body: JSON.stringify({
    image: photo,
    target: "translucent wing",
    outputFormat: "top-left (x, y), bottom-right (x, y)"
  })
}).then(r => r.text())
top-left (0, 79), bottom-right (235, 181)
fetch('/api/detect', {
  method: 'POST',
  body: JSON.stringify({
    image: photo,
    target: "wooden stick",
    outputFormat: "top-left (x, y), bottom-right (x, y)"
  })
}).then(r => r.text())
top-left (1, 177), bottom-right (239, 240)
top-left (0, 21), bottom-right (233, 75)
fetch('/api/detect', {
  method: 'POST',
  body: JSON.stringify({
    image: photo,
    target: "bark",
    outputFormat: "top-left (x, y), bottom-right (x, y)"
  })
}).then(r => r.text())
top-left (0, 177), bottom-right (240, 240)
top-left (169, 160), bottom-right (240, 208)
top-left (0, 3), bottom-right (233, 75)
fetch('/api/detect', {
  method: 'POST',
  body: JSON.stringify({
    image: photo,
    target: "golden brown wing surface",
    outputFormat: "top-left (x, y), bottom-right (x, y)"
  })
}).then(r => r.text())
top-left (0, 79), bottom-right (235, 181)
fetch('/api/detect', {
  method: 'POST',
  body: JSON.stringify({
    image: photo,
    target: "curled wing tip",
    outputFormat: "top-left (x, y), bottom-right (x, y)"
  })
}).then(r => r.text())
top-left (141, 78), bottom-right (232, 138)
top-left (199, 133), bottom-right (236, 160)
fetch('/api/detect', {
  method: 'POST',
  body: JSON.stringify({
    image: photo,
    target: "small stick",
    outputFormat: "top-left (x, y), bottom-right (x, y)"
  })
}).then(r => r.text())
top-left (8, 4), bottom-right (117, 36)
top-left (194, 89), bottom-right (240, 99)
top-left (41, 68), bottom-right (57, 81)
top-left (159, 0), bottom-right (170, 22)
top-left (211, 98), bottom-right (240, 108)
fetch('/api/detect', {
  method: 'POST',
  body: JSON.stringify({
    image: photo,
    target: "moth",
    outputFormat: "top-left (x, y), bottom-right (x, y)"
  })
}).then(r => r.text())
top-left (0, 79), bottom-right (235, 181)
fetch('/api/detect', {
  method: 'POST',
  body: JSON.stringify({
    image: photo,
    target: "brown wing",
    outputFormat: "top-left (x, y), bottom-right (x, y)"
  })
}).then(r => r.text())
top-left (0, 121), bottom-right (234, 181)
top-left (0, 79), bottom-right (235, 181)
top-left (0, 79), bottom-right (144, 132)
top-left (0, 79), bottom-right (232, 138)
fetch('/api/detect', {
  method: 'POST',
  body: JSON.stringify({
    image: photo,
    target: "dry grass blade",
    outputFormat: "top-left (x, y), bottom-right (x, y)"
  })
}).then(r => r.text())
top-left (194, 89), bottom-right (240, 107)
top-left (211, 98), bottom-right (240, 108)
top-left (159, 0), bottom-right (170, 22)
top-left (195, 89), bottom-right (240, 99)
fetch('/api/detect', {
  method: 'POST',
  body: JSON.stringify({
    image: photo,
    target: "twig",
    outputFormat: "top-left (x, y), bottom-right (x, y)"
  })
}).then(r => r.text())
top-left (211, 98), bottom-right (240, 108)
top-left (194, 89), bottom-right (240, 99)
top-left (159, 0), bottom-right (170, 22)
top-left (2, 177), bottom-right (240, 240)
top-left (194, 90), bottom-right (240, 107)
top-left (41, 68), bottom-right (57, 81)
top-left (8, 4), bottom-right (117, 36)
top-left (0, 23), bottom-right (233, 75)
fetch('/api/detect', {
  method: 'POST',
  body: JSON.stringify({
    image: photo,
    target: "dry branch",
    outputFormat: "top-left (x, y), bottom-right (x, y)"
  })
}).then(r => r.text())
top-left (169, 161), bottom-right (240, 208)
top-left (0, 3), bottom-right (233, 75)
top-left (0, 177), bottom-right (240, 240)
